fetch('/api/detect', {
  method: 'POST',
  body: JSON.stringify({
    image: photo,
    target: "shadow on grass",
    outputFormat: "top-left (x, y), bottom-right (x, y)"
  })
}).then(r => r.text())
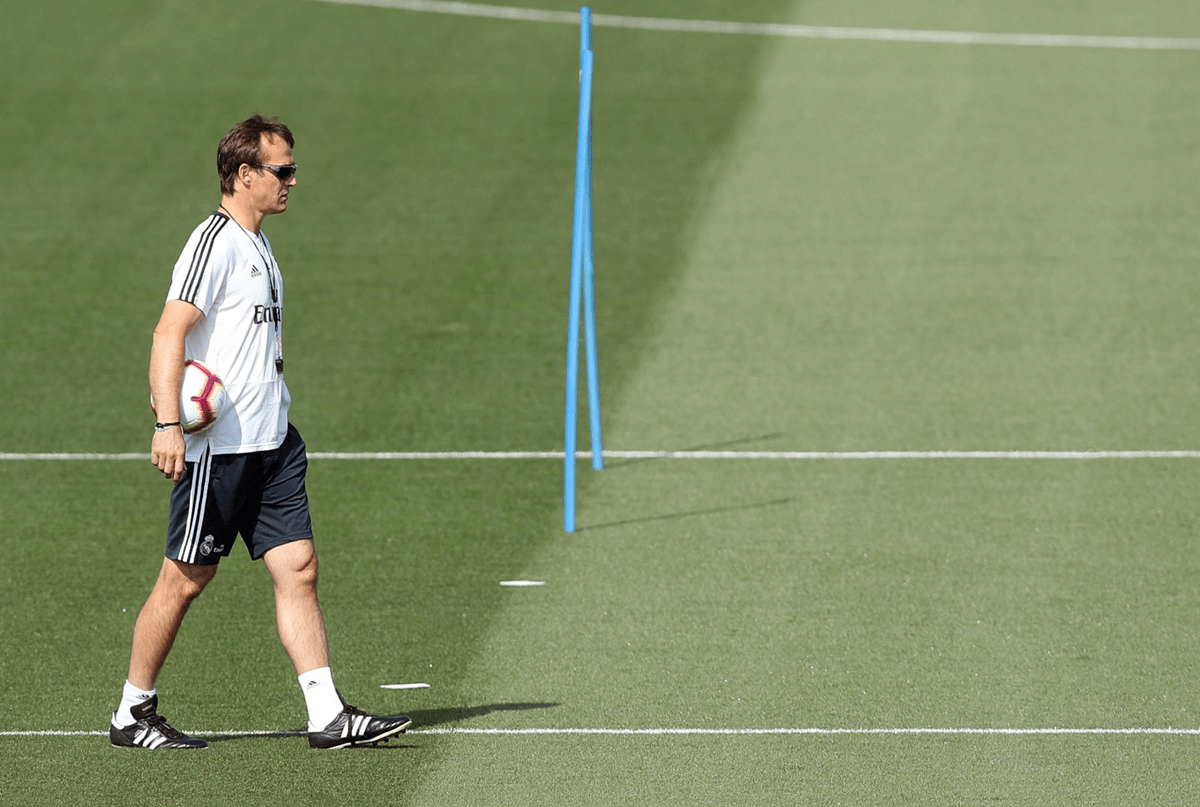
top-left (407, 702), bottom-right (560, 728)
top-left (202, 703), bottom-right (559, 744)
top-left (204, 732), bottom-right (420, 750)
top-left (202, 729), bottom-right (419, 750)
top-left (576, 432), bottom-right (791, 532)
top-left (602, 433), bottom-right (785, 469)
top-left (578, 498), bottom-right (793, 532)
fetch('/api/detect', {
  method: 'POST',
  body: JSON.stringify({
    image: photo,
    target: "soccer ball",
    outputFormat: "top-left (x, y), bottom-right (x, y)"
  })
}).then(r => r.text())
top-left (151, 360), bottom-right (229, 434)
top-left (177, 360), bottom-right (229, 433)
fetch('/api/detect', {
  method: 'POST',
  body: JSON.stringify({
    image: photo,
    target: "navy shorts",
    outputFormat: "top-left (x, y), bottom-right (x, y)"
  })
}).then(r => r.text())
top-left (166, 423), bottom-right (314, 565)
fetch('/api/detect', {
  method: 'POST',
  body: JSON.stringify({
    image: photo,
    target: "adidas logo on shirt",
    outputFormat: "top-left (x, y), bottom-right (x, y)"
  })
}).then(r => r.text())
top-left (250, 265), bottom-right (262, 277)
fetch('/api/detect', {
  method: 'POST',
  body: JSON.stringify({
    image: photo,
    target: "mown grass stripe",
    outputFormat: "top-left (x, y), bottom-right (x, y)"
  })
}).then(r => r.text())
top-left (309, 0), bottom-right (1200, 51)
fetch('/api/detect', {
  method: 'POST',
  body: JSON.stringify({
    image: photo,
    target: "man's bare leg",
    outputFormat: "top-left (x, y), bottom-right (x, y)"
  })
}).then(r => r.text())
top-left (111, 558), bottom-right (216, 748)
top-left (128, 558), bottom-right (218, 689)
top-left (263, 539), bottom-right (329, 674)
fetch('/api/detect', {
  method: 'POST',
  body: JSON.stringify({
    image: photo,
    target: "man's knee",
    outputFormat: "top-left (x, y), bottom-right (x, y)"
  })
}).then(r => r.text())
top-left (292, 548), bottom-right (319, 589)
top-left (265, 540), bottom-right (319, 590)
top-left (156, 558), bottom-right (218, 602)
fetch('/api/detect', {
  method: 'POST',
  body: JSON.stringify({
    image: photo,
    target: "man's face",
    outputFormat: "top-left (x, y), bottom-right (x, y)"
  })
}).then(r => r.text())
top-left (247, 134), bottom-right (297, 216)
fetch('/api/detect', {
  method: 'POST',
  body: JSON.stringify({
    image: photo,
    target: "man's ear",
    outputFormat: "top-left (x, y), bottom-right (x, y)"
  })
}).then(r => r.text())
top-left (237, 163), bottom-right (256, 189)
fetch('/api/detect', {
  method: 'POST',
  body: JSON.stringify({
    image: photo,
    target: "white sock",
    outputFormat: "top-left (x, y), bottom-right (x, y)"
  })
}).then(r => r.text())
top-left (114, 680), bottom-right (156, 727)
top-left (299, 667), bottom-right (343, 732)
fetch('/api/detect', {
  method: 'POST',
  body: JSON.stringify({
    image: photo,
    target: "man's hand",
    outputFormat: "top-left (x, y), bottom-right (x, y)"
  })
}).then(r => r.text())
top-left (148, 299), bottom-right (204, 484)
top-left (151, 426), bottom-right (188, 484)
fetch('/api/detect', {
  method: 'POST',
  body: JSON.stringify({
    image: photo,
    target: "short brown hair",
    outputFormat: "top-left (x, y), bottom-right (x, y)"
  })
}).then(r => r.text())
top-left (217, 114), bottom-right (295, 195)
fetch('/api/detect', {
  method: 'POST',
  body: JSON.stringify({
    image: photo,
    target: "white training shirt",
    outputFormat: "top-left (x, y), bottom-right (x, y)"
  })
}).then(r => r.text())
top-left (167, 211), bottom-right (291, 460)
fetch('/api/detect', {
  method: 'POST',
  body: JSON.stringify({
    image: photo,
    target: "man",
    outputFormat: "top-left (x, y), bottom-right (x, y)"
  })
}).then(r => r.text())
top-left (110, 114), bottom-right (410, 750)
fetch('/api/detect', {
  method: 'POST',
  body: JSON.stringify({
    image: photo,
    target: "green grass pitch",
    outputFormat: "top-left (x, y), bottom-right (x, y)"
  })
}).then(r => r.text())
top-left (3, 0), bottom-right (1200, 804)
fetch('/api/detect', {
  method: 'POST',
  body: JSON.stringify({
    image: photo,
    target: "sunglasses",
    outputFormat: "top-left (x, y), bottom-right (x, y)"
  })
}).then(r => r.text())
top-left (256, 163), bottom-right (298, 181)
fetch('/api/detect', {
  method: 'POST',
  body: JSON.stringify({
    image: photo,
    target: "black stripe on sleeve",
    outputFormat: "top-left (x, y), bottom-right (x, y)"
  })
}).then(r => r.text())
top-left (179, 213), bottom-right (229, 305)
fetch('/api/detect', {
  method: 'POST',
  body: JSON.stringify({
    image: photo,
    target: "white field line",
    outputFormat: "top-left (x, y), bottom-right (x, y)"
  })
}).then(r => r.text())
top-left (6, 727), bottom-right (1200, 738)
top-left (5, 450), bottom-right (1200, 461)
top-left (308, 0), bottom-right (1200, 51)
top-left (598, 450), bottom-right (1200, 460)
top-left (419, 727), bottom-right (1200, 736)
top-left (0, 453), bottom-right (154, 461)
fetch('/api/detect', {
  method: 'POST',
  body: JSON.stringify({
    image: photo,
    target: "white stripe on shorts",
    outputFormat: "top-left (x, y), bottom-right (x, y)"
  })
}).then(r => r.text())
top-left (180, 446), bottom-right (213, 564)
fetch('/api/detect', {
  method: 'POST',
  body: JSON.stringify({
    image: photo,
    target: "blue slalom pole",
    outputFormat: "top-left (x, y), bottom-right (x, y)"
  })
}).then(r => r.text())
top-left (580, 8), bottom-right (603, 472)
top-left (582, 134), bottom-right (603, 472)
top-left (564, 49), bottom-right (595, 533)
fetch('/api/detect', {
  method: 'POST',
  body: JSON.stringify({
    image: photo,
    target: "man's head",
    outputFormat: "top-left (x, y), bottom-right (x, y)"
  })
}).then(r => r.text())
top-left (217, 115), bottom-right (297, 214)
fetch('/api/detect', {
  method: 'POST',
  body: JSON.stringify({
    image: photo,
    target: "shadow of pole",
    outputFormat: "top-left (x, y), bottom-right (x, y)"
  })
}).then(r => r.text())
top-left (576, 498), bottom-right (792, 532)
top-left (601, 433), bottom-right (785, 469)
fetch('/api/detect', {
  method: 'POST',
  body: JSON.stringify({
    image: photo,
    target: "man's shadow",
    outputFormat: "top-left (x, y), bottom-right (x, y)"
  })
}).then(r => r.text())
top-left (407, 702), bottom-right (559, 728)
top-left (203, 702), bottom-right (559, 746)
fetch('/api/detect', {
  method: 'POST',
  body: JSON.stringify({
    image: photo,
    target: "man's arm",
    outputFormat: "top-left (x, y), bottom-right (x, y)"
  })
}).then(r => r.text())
top-left (149, 299), bottom-right (205, 483)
